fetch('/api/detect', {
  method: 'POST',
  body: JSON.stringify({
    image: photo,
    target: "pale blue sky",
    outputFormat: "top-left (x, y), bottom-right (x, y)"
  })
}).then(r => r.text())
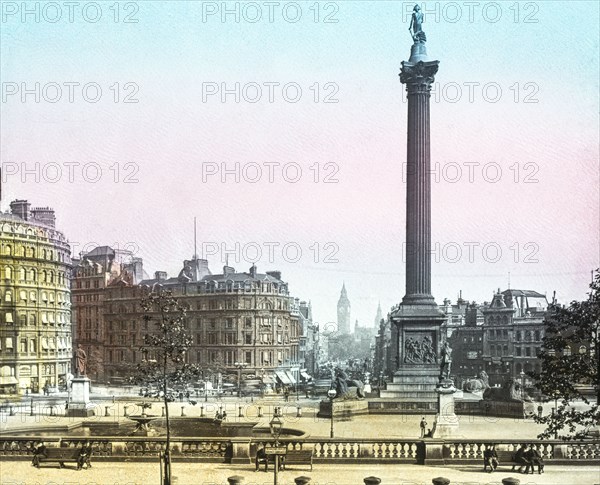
top-left (1, 1), bottom-right (599, 329)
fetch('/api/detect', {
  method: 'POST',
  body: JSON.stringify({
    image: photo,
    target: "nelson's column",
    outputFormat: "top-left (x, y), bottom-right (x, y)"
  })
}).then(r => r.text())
top-left (381, 5), bottom-right (448, 412)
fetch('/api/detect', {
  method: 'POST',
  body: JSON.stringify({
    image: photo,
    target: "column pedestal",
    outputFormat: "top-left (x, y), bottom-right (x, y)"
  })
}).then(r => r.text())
top-left (433, 381), bottom-right (458, 438)
top-left (66, 377), bottom-right (95, 417)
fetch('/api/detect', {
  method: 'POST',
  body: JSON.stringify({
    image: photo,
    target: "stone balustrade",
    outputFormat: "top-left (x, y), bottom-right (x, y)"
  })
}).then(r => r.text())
top-left (1, 436), bottom-right (598, 466)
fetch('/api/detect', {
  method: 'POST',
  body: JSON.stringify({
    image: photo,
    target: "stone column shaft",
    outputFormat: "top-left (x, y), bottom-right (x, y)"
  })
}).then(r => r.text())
top-left (400, 60), bottom-right (439, 307)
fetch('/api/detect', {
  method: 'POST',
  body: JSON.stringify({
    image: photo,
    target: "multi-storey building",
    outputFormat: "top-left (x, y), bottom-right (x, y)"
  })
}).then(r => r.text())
top-left (99, 262), bottom-right (302, 388)
top-left (374, 314), bottom-right (394, 382)
top-left (71, 246), bottom-right (146, 381)
top-left (0, 200), bottom-right (72, 394)
top-left (379, 289), bottom-right (549, 388)
top-left (446, 289), bottom-right (548, 387)
top-left (295, 299), bottom-right (319, 377)
top-left (482, 289), bottom-right (548, 385)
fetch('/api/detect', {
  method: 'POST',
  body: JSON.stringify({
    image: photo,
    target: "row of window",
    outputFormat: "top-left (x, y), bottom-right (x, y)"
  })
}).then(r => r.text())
top-left (486, 315), bottom-right (510, 325)
top-left (487, 345), bottom-right (543, 357)
top-left (1, 266), bottom-right (67, 285)
top-left (74, 294), bottom-right (100, 302)
top-left (1, 289), bottom-right (68, 305)
top-left (2, 243), bottom-right (66, 262)
top-left (0, 336), bottom-right (71, 352)
top-left (515, 346), bottom-right (542, 357)
top-left (75, 279), bottom-right (101, 289)
top-left (197, 281), bottom-right (288, 295)
top-left (515, 330), bottom-right (543, 342)
top-left (104, 331), bottom-right (292, 347)
top-left (104, 347), bottom-right (291, 367)
top-left (1, 311), bottom-right (69, 325)
top-left (103, 297), bottom-right (291, 315)
top-left (106, 316), bottom-right (291, 332)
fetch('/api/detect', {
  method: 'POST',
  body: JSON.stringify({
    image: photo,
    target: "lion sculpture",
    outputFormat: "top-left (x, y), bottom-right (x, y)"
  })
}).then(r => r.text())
top-left (463, 370), bottom-right (490, 392)
top-left (333, 368), bottom-right (365, 400)
top-left (483, 377), bottom-right (532, 402)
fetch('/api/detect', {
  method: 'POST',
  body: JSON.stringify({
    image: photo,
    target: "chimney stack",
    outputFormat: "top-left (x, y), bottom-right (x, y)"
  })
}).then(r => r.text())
top-left (10, 200), bottom-right (31, 221)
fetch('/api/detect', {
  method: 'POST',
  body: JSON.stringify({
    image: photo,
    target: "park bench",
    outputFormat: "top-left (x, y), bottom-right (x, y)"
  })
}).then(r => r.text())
top-left (484, 450), bottom-right (518, 472)
top-left (281, 450), bottom-right (313, 471)
top-left (33, 446), bottom-right (92, 469)
top-left (255, 452), bottom-right (284, 472)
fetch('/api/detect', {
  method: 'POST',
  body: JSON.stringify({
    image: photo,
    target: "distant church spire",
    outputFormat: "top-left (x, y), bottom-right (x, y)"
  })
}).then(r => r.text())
top-left (337, 283), bottom-right (351, 334)
top-left (374, 301), bottom-right (383, 327)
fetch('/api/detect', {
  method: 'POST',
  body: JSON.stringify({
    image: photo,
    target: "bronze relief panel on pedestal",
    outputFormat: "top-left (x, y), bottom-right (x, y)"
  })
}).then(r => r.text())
top-left (402, 332), bottom-right (437, 364)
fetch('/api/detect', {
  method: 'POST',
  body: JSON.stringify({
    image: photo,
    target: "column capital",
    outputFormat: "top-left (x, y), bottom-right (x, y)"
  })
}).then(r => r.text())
top-left (400, 60), bottom-right (440, 92)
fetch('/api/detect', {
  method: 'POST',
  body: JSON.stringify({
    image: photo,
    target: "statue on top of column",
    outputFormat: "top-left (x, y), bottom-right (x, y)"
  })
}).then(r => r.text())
top-left (408, 4), bottom-right (427, 44)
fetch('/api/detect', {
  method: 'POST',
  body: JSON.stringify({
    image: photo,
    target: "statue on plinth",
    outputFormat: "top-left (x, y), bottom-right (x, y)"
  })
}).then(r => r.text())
top-left (439, 341), bottom-right (452, 380)
top-left (408, 4), bottom-right (427, 44)
top-left (75, 344), bottom-right (87, 377)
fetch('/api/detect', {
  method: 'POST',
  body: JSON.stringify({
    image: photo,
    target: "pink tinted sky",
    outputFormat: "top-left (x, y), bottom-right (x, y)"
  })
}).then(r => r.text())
top-left (1, 1), bottom-right (598, 328)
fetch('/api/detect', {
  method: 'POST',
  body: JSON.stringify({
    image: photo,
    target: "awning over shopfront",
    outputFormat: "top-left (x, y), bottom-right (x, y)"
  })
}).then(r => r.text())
top-left (0, 376), bottom-right (18, 385)
top-left (262, 374), bottom-right (276, 384)
top-left (300, 371), bottom-right (311, 381)
top-left (284, 371), bottom-right (296, 385)
top-left (275, 370), bottom-right (292, 385)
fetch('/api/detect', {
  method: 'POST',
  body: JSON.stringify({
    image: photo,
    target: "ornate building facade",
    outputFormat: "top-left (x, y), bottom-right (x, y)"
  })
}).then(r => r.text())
top-left (448, 289), bottom-right (549, 387)
top-left (71, 246), bottom-right (146, 381)
top-left (0, 200), bottom-right (72, 394)
top-left (376, 289), bottom-right (550, 390)
top-left (97, 262), bottom-right (302, 388)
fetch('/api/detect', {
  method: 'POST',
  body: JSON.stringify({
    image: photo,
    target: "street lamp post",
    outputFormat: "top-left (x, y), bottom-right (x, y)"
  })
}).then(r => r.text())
top-left (269, 413), bottom-right (283, 485)
top-left (234, 362), bottom-right (247, 399)
top-left (327, 389), bottom-right (337, 439)
top-left (291, 366), bottom-right (300, 401)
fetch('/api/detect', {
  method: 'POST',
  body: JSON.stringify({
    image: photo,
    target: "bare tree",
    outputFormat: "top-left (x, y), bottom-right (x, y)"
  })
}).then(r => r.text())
top-left (132, 289), bottom-right (200, 485)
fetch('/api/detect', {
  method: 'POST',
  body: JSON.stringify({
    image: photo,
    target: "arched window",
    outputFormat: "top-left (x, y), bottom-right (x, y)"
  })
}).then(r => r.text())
top-left (30, 269), bottom-right (36, 281)
top-left (19, 267), bottom-right (26, 281)
top-left (4, 266), bottom-right (12, 279)
top-left (4, 245), bottom-right (11, 256)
